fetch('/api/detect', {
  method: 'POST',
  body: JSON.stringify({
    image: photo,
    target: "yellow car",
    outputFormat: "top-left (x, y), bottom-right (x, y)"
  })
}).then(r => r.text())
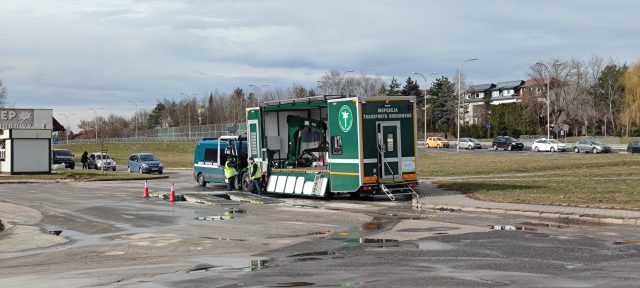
top-left (426, 137), bottom-right (450, 148)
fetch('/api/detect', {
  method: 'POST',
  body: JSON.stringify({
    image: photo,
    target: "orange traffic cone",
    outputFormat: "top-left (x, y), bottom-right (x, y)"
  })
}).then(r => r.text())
top-left (143, 180), bottom-right (150, 198)
top-left (169, 183), bottom-right (176, 202)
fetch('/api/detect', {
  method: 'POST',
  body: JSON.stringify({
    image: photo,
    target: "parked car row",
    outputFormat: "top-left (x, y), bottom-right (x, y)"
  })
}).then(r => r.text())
top-left (51, 150), bottom-right (164, 173)
top-left (423, 136), bottom-right (638, 154)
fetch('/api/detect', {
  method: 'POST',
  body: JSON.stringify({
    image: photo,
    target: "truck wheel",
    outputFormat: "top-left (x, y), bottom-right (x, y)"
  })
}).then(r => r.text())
top-left (241, 173), bottom-right (252, 191)
top-left (197, 173), bottom-right (207, 187)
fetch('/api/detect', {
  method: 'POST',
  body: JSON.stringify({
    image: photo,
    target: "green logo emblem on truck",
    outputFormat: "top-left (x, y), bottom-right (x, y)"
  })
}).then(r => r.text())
top-left (338, 105), bottom-right (353, 132)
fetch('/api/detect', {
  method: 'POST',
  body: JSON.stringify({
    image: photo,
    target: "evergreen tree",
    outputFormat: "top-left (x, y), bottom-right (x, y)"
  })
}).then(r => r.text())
top-left (401, 76), bottom-right (422, 103)
top-left (427, 77), bottom-right (456, 132)
top-left (387, 77), bottom-right (401, 95)
top-left (147, 102), bottom-right (166, 128)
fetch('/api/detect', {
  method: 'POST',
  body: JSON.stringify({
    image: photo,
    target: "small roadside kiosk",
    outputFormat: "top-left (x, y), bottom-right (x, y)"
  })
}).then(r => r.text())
top-left (0, 108), bottom-right (62, 175)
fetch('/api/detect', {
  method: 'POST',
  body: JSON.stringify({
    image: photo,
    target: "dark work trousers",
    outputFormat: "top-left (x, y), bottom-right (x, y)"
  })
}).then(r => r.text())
top-left (226, 175), bottom-right (236, 191)
top-left (251, 179), bottom-right (262, 194)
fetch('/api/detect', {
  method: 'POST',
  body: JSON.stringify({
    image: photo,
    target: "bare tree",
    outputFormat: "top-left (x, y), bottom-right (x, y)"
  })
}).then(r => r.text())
top-left (0, 80), bottom-right (7, 107)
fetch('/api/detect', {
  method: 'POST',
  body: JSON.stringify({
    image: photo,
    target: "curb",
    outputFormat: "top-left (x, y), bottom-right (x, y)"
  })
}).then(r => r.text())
top-left (412, 199), bottom-right (640, 226)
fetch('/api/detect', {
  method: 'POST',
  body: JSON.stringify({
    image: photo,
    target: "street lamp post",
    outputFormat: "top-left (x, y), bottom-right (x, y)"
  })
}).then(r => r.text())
top-left (89, 108), bottom-right (102, 142)
top-left (534, 62), bottom-right (559, 139)
top-left (180, 93), bottom-right (196, 139)
top-left (248, 84), bottom-right (270, 104)
top-left (338, 70), bottom-right (354, 95)
top-left (457, 58), bottom-right (478, 153)
top-left (57, 113), bottom-right (75, 144)
top-left (128, 100), bottom-right (140, 138)
top-left (412, 72), bottom-right (439, 144)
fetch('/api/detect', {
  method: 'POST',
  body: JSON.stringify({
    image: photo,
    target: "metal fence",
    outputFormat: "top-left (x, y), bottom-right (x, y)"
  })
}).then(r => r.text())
top-left (57, 123), bottom-right (246, 145)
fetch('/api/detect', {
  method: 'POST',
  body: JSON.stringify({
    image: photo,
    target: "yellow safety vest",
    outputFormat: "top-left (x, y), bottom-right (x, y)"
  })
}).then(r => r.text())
top-left (249, 162), bottom-right (262, 179)
top-left (224, 161), bottom-right (237, 178)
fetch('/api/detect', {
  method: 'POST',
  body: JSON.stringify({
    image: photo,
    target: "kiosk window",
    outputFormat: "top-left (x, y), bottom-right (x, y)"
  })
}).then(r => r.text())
top-left (204, 148), bottom-right (218, 163)
top-left (332, 136), bottom-right (343, 155)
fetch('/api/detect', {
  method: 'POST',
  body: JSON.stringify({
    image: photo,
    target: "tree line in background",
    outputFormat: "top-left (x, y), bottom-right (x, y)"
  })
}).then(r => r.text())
top-left (66, 57), bottom-right (640, 140)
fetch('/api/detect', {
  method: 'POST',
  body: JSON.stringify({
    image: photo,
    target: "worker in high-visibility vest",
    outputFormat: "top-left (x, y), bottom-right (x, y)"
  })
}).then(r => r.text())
top-left (224, 155), bottom-right (238, 191)
top-left (248, 157), bottom-right (262, 194)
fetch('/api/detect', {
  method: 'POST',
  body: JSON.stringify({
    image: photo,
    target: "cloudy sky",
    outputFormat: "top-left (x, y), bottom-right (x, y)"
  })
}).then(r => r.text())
top-left (1, 0), bottom-right (638, 129)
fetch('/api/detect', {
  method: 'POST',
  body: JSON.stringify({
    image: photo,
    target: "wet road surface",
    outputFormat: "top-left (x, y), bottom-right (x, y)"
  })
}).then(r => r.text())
top-left (1, 169), bottom-right (639, 287)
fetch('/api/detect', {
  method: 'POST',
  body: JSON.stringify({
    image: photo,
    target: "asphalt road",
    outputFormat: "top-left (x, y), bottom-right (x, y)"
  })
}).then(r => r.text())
top-left (1, 170), bottom-right (639, 287)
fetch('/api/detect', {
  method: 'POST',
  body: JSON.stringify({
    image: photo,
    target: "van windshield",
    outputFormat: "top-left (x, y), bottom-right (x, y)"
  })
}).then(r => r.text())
top-left (54, 150), bottom-right (73, 157)
top-left (140, 154), bottom-right (158, 161)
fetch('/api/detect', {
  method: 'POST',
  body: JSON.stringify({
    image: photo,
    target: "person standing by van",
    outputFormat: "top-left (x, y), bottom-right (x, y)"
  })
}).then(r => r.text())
top-left (224, 156), bottom-right (238, 191)
top-left (248, 157), bottom-right (262, 194)
top-left (81, 151), bottom-right (89, 169)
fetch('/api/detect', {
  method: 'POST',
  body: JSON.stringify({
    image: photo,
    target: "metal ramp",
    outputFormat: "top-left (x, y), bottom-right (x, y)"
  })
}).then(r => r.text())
top-left (228, 192), bottom-right (284, 204)
top-left (380, 183), bottom-right (421, 202)
top-left (185, 194), bottom-right (240, 205)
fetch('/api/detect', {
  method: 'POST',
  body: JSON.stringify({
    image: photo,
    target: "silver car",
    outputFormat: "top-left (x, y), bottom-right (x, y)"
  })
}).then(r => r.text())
top-left (457, 137), bottom-right (483, 149)
top-left (89, 152), bottom-right (117, 171)
top-left (574, 139), bottom-right (612, 154)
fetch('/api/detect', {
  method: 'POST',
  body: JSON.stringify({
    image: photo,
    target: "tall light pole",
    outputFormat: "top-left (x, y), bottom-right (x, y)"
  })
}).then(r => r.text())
top-left (457, 58), bottom-right (478, 153)
top-left (57, 113), bottom-right (75, 144)
top-left (248, 84), bottom-right (270, 104)
top-left (534, 62), bottom-right (559, 139)
top-left (412, 72), bottom-right (439, 144)
top-left (128, 100), bottom-right (141, 138)
top-left (180, 93), bottom-right (196, 139)
top-left (89, 108), bottom-right (102, 142)
top-left (338, 70), bottom-right (354, 95)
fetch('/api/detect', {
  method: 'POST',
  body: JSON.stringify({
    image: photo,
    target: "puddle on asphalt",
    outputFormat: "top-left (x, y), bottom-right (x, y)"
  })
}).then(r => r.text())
top-left (516, 222), bottom-right (569, 229)
top-left (186, 264), bottom-right (219, 274)
top-left (268, 282), bottom-right (315, 287)
top-left (48, 230), bottom-right (63, 236)
top-left (359, 238), bottom-right (399, 244)
top-left (415, 240), bottom-right (454, 251)
top-left (194, 216), bottom-right (232, 221)
top-left (362, 222), bottom-right (382, 231)
top-left (612, 240), bottom-right (640, 245)
top-left (397, 227), bottom-right (460, 233)
top-left (289, 251), bottom-right (337, 257)
top-left (199, 236), bottom-right (246, 242)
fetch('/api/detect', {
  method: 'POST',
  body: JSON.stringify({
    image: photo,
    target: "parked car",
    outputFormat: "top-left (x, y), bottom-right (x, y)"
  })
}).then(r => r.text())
top-left (532, 138), bottom-right (567, 152)
top-left (89, 152), bottom-right (117, 171)
top-left (492, 136), bottom-right (524, 151)
top-left (426, 137), bottom-right (450, 148)
top-left (128, 153), bottom-right (163, 174)
top-left (628, 141), bottom-right (640, 154)
top-left (573, 139), bottom-right (611, 153)
top-left (458, 137), bottom-right (482, 149)
top-left (52, 149), bottom-right (75, 169)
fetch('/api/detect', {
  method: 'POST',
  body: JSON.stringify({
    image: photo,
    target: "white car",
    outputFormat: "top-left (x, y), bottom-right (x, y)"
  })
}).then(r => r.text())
top-left (531, 138), bottom-right (567, 152)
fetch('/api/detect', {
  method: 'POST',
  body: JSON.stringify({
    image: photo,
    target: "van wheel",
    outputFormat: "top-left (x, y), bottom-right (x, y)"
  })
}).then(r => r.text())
top-left (241, 173), bottom-right (252, 191)
top-left (197, 173), bottom-right (206, 187)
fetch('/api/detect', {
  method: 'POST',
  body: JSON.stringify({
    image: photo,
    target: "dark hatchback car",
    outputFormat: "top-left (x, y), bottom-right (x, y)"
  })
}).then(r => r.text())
top-left (52, 149), bottom-right (75, 169)
top-left (628, 141), bottom-right (640, 154)
top-left (492, 136), bottom-right (524, 151)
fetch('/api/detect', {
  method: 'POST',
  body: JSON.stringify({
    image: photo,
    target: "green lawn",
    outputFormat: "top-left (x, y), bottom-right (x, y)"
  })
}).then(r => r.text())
top-left (3, 170), bottom-right (167, 181)
top-left (418, 151), bottom-right (640, 209)
top-left (55, 143), bottom-right (195, 168)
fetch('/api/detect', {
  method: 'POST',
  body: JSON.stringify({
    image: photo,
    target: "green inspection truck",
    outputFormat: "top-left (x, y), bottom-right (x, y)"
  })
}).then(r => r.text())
top-left (246, 95), bottom-right (418, 200)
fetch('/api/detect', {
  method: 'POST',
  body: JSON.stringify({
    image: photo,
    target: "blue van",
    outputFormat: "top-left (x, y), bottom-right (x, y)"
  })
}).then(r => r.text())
top-left (193, 136), bottom-right (249, 189)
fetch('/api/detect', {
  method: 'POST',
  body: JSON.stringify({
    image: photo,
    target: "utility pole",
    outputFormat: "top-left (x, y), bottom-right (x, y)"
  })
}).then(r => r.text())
top-left (412, 72), bottom-right (439, 144)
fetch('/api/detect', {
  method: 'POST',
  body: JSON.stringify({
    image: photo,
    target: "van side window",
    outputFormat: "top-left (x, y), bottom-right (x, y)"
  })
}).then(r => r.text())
top-left (204, 148), bottom-right (218, 163)
top-left (332, 136), bottom-right (343, 155)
